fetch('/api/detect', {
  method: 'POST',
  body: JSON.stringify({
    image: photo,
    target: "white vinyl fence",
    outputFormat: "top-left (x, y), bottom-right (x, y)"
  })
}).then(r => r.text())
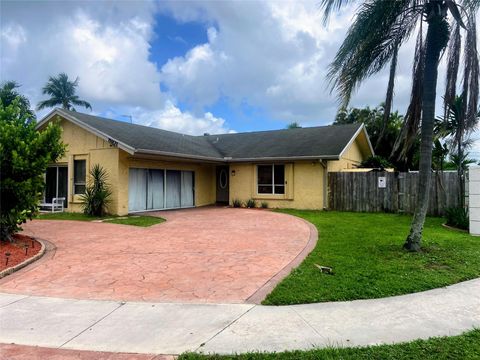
top-left (469, 167), bottom-right (480, 235)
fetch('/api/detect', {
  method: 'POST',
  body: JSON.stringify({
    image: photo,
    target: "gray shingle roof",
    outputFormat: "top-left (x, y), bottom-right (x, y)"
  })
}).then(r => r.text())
top-left (56, 109), bottom-right (223, 159)
top-left (204, 124), bottom-right (362, 160)
top-left (44, 109), bottom-right (365, 162)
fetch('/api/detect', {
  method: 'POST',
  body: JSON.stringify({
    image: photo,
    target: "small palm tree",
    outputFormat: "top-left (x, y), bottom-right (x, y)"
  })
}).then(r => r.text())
top-left (286, 121), bottom-right (302, 129)
top-left (37, 73), bottom-right (92, 112)
top-left (437, 95), bottom-right (479, 207)
top-left (321, 0), bottom-right (479, 251)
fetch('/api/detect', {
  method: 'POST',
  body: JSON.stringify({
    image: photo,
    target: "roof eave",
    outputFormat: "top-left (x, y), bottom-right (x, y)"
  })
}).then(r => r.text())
top-left (37, 108), bottom-right (136, 155)
top-left (227, 155), bottom-right (340, 163)
top-left (338, 123), bottom-right (375, 159)
top-left (134, 151), bottom-right (340, 163)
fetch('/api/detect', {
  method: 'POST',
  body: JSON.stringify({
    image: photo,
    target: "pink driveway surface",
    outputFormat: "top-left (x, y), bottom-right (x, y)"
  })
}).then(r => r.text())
top-left (0, 344), bottom-right (172, 360)
top-left (0, 208), bottom-right (312, 303)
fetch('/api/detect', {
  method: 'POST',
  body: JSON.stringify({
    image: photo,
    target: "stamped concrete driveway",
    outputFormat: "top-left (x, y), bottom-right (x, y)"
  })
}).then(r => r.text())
top-left (0, 208), bottom-right (313, 303)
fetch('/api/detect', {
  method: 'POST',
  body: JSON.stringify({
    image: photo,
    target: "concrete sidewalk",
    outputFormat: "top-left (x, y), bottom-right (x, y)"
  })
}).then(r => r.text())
top-left (1, 278), bottom-right (479, 355)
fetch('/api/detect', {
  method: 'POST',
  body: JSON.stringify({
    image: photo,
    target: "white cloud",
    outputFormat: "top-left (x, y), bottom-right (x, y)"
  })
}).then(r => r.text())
top-left (2, 0), bottom-right (478, 148)
top-left (128, 100), bottom-right (231, 135)
top-left (1, 7), bottom-right (163, 110)
top-left (162, 2), bottom-right (344, 121)
top-left (157, 1), bottom-right (420, 125)
top-left (0, 0), bottom-right (226, 135)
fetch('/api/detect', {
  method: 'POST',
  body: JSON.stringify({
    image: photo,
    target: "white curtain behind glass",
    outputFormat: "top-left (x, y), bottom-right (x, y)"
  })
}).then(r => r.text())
top-left (128, 169), bottom-right (147, 211)
top-left (147, 169), bottom-right (164, 209)
top-left (181, 171), bottom-right (194, 207)
top-left (166, 170), bottom-right (181, 208)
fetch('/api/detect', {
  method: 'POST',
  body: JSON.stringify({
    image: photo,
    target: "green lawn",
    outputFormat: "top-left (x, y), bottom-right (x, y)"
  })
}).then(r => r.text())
top-left (37, 212), bottom-right (164, 227)
top-left (103, 216), bottom-right (164, 227)
top-left (179, 329), bottom-right (480, 360)
top-left (263, 210), bottom-right (480, 305)
top-left (37, 212), bottom-right (109, 221)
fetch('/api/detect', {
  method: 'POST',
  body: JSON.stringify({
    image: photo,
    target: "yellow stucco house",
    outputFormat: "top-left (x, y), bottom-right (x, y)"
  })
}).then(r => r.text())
top-left (37, 108), bottom-right (374, 215)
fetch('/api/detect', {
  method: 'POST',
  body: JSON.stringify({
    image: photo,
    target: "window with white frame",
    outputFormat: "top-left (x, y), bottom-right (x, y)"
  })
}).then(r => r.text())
top-left (257, 164), bottom-right (285, 194)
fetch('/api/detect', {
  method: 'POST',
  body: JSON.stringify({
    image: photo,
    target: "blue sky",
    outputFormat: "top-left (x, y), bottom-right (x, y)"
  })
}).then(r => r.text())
top-left (149, 14), bottom-right (209, 69)
top-left (1, 0), bottom-right (479, 156)
top-left (146, 10), bottom-right (302, 133)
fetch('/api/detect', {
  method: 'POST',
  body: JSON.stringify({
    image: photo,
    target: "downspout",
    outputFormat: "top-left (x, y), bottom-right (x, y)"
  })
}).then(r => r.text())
top-left (319, 160), bottom-right (328, 210)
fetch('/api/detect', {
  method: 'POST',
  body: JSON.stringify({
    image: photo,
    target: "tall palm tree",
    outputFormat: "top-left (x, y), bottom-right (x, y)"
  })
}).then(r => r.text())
top-left (321, 0), bottom-right (479, 251)
top-left (37, 73), bottom-right (92, 112)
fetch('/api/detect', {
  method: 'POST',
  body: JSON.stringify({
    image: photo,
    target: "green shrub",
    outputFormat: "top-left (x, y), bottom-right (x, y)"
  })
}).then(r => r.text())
top-left (232, 199), bottom-right (243, 208)
top-left (0, 98), bottom-right (64, 242)
top-left (80, 164), bottom-right (112, 217)
top-left (261, 201), bottom-right (268, 209)
top-left (246, 198), bottom-right (257, 208)
top-left (445, 207), bottom-right (469, 230)
top-left (358, 155), bottom-right (393, 169)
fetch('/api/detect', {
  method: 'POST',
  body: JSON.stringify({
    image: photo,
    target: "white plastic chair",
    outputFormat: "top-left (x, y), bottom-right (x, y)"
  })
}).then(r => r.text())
top-left (39, 197), bottom-right (65, 213)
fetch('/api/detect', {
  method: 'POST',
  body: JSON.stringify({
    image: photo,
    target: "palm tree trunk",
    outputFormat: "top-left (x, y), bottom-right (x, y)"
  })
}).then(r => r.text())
top-left (404, 15), bottom-right (449, 252)
top-left (376, 42), bottom-right (399, 151)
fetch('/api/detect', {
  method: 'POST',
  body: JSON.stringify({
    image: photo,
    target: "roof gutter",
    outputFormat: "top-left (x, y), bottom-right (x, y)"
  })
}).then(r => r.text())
top-left (134, 150), bottom-right (341, 163)
top-left (227, 155), bottom-right (340, 163)
top-left (134, 148), bottom-right (226, 163)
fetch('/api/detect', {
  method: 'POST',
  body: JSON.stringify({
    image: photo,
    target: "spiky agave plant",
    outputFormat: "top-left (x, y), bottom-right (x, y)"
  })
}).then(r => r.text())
top-left (321, 0), bottom-right (479, 251)
top-left (80, 164), bottom-right (112, 217)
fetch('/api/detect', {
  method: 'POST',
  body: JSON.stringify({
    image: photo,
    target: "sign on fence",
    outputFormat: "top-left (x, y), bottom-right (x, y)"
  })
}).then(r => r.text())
top-left (328, 171), bottom-right (461, 216)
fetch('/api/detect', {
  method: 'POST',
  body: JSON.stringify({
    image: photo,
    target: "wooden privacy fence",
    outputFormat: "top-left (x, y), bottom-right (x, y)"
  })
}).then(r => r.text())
top-left (328, 171), bottom-right (462, 216)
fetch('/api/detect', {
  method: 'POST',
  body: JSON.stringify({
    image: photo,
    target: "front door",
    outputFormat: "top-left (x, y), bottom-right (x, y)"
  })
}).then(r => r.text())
top-left (216, 166), bottom-right (229, 203)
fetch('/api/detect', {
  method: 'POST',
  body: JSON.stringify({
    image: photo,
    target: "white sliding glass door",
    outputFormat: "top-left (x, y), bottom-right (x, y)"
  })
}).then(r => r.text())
top-left (45, 166), bottom-right (68, 208)
top-left (166, 170), bottom-right (181, 208)
top-left (128, 168), bottom-right (147, 212)
top-left (181, 171), bottom-right (194, 207)
top-left (147, 169), bottom-right (164, 210)
top-left (128, 168), bottom-right (194, 212)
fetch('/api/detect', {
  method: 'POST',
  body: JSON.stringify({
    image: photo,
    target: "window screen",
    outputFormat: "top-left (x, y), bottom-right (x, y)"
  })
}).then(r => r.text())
top-left (257, 164), bottom-right (285, 194)
top-left (74, 160), bottom-right (86, 194)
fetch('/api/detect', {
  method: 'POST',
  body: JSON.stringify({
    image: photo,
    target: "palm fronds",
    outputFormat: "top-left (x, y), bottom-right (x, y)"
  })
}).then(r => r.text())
top-left (319, 0), bottom-right (357, 25)
top-left (326, 0), bottom-right (420, 106)
top-left (443, 23), bottom-right (461, 118)
top-left (36, 73), bottom-right (92, 111)
top-left (462, 7), bottom-right (479, 130)
top-left (391, 26), bottom-right (426, 162)
top-left (376, 41), bottom-right (399, 151)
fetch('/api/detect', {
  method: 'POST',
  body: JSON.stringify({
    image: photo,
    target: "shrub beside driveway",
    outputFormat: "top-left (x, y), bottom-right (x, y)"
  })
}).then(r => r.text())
top-left (263, 211), bottom-right (480, 305)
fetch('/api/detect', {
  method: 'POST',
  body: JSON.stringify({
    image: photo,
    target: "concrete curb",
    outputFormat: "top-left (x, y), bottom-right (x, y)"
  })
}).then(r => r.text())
top-left (0, 278), bottom-right (479, 355)
top-left (0, 238), bottom-right (46, 279)
top-left (245, 214), bottom-right (318, 304)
